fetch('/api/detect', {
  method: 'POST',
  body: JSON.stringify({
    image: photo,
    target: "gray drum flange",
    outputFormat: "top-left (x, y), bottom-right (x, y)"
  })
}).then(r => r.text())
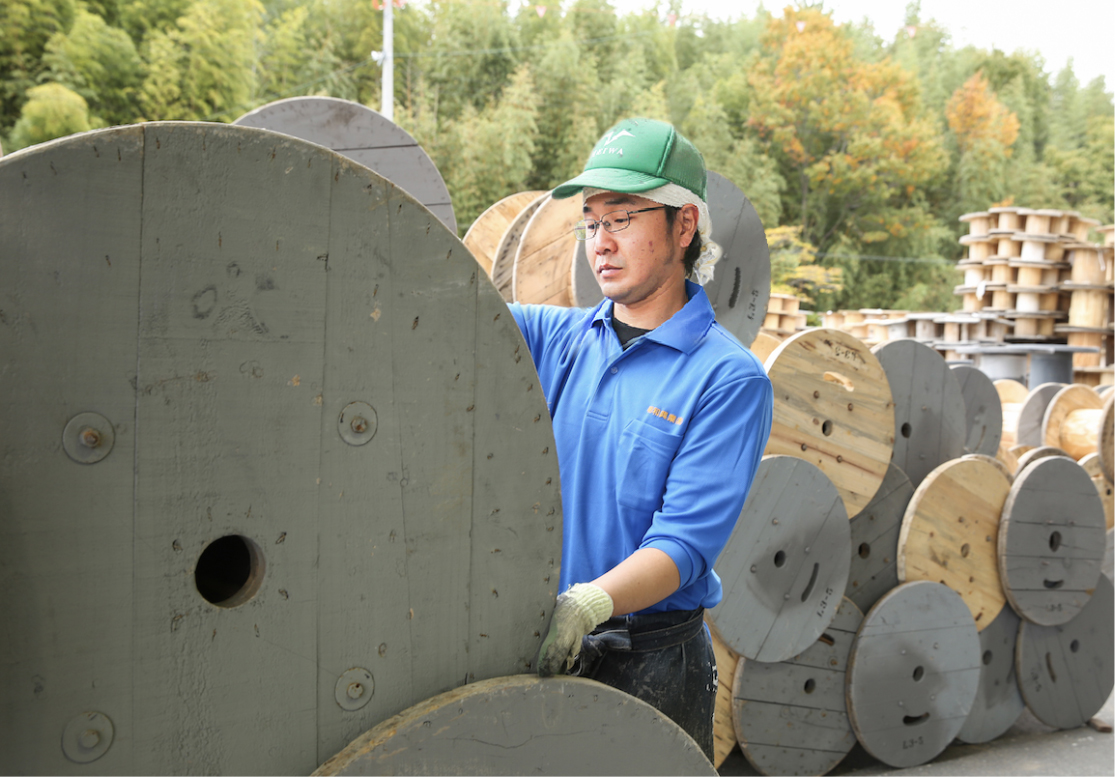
top-left (872, 339), bottom-right (967, 489)
top-left (0, 123), bottom-right (561, 776)
top-left (709, 455), bottom-right (850, 662)
top-left (845, 463), bottom-right (914, 613)
top-left (955, 604), bottom-right (1025, 743)
top-left (234, 96), bottom-right (456, 233)
top-left (950, 364), bottom-right (1003, 456)
top-left (1015, 382), bottom-right (1064, 446)
top-left (732, 598), bottom-right (863, 776)
top-left (314, 675), bottom-right (717, 775)
top-left (846, 581), bottom-right (981, 769)
top-left (998, 455), bottom-right (1106, 625)
top-left (1016, 573), bottom-right (1114, 729)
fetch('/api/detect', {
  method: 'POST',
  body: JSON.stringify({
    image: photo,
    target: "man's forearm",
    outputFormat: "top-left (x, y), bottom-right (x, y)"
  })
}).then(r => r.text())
top-left (592, 547), bottom-right (680, 617)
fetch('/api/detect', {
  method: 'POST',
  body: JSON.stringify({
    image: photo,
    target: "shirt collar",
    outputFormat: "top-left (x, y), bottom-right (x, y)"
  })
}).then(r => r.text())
top-left (590, 280), bottom-right (714, 354)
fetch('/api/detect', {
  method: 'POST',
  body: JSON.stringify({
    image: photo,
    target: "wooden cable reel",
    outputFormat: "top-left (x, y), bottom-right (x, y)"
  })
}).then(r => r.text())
top-left (568, 172), bottom-right (772, 348)
top-left (1041, 384), bottom-right (1105, 459)
top-left (1079, 452), bottom-right (1114, 530)
top-left (1016, 382), bottom-right (1065, 446)
top-left (512, 194), bottom-right (582, 306)
top-left (763, 328), bottom-right (896, 517)
top-left (950, 364), bottom-right (1003, 456)
top-left (995, 378), bottom-right (1029, 447)
top-left (313, 675), bottom-right (718, 776)
top-left (871, 339), bottom-right (967, 489)
top-left (845, 463), bottom-right (915, 614)
top-left (491, 193), bottom-right (546, 302)
top-left (845, 581), bottom-right (981, 769)
top-left (997, 456), bottom-right (1106, 626)
top-left (709, 455), bottom-right (851, 663)
top-left (955, 604), bottom-right (1025, 744)
top-left (464, 191), bottom-right (545, 276)
top-left (1014, 444), bottom-right (1071, 476)
top-left (730, 598), bottom-right (863, 776)
top-left (897, 457), bottom-right (1011, 630)
top-left (0, 123), bottom-right (562, 775)
top-left (233, 96), bottom-right (457, 233)
top-left (1016, 574), bottom-right (1114, 729)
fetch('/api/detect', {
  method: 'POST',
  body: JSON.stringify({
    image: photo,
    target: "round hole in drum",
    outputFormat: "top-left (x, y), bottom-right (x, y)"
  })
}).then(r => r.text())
top-left (822, 419), bottom-right (833, 436)
top-left (195, 535), bottom-right (266, 607)
top-left (912, 666), bottom-right (925, 682)
top-left (901, 422), bottom-right (912, 438)
top-left (774, 550), bottom-right (786, 568)
top-left (983, 650), bottom-right (993, 666)
top-left (1070, 640), bottom-right (1080, 653)
top-left (858, 542), bottom-right (871, 559)
top-left (803, 678), bottom-right (816, 694)
top-left (1049, 531), bottom-right (1062, 552)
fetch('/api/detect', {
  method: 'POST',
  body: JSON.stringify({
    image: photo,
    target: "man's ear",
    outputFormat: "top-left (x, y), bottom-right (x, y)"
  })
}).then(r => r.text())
top-left (678, 203), bottom-right (700, 247)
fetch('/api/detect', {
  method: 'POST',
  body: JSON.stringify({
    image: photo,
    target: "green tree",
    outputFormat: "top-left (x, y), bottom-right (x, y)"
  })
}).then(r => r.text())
top-left (0, 0), bottom-right (76, 135)
top-left (43, 8), bottom-right (145, 125)
top-left (8, 81), bottom-right (90, 150)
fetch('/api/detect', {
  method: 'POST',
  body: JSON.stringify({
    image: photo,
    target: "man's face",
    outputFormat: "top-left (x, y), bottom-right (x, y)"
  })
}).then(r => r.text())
top-left (583, 191), bottom-right (689, 308)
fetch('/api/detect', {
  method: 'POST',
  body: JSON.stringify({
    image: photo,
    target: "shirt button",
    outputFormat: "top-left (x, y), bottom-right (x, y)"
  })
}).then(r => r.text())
top-left (610, 367), bottom-right (618, 374)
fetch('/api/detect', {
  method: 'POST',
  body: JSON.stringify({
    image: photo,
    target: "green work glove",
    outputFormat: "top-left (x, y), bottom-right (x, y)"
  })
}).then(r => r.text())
top-left (537, 583), bottom-right (614, 677)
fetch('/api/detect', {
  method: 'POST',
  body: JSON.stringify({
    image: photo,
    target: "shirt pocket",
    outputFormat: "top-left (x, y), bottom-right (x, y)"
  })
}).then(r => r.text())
top-left (616, 420), bottom-right (684, 513)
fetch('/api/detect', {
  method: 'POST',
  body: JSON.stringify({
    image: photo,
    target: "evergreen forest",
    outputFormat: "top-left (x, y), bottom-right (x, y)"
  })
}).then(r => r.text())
top-left (2, 0), bottom-right (1112, 312)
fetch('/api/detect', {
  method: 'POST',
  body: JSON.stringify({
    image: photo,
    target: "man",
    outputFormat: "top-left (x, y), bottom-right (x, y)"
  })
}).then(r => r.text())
top-left (509, 118), bottom-right (772, 758)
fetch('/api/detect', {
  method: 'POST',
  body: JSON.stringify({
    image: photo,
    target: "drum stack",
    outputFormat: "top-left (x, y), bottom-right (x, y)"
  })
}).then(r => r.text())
top-left (706, 330), bottom-right (1114, 775)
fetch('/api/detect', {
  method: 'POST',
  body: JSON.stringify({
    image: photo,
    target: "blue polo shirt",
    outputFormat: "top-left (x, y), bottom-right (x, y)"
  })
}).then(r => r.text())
top-left (510, 281), bottom-right (773, 613)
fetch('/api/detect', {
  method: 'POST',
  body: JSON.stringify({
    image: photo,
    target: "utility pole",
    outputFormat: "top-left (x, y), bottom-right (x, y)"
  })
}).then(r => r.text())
top-left (381, 0), bottom-right (394, 121)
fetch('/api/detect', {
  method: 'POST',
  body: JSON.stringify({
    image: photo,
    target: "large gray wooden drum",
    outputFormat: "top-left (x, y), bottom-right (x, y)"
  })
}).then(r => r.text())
top-left (998, 455), bottom-right (1106, 625)
top-left (871, 339), bottom-right (967, 488)
top-left (0, 123), bottom-right (561, 775)
top-left (846, 581), bottom-right (981, 768)
top-left (314, 675), bottom-right (717, 775)
top-left (950, 364), bottom-right (1003, 456)
top-left (1016, 574), bottom-right (1114, 729)
top-left (845, 463), bottom-right (914, 613)
top-left (234, 96), bottom-right (456, 233)
top-left (955, 604), bottom-right (1025, 744)
top-left (731, 598), bottom-right (863, 776)
top-left (709, 455), bottom-right (850, 663)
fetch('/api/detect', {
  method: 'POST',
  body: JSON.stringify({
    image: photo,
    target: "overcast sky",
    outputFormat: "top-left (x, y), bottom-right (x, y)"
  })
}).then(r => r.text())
top-left (610, 0), bottom-right (1114, 89)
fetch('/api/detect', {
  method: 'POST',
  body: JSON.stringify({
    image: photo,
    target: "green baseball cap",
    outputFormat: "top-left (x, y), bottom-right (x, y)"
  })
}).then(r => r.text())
top-left (552, 118), bottom-right (707, 201)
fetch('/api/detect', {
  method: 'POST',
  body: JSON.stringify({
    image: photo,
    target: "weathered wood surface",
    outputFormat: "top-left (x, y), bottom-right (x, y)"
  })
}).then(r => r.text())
top-left (955, 605), bottom-right (1025, 744)
top-left (872, 339), bottom-right (966, 489)
top-left (313, 675), bottom-right (718, 776)
top-left (709, 623), bottom-right (743, 768)
top-left (1016, 383), bottom-right (1065, 446)
top-left (233, 96), bottom-right (456, 233)
top-left (464, 191), bottom-right (544, 276)
top-left (1016, 574), bottom-right (1114, 729)
top-left (490, 194), bottom-right (545, 302)
top-left (1100, 393), bottom-right (1114, 483)
top-left (0, 124), bottom-right (562, 776)
top-left (845, 463), bottom-right (914, 613)
top-left (513, 195), bottom-right (581, 306)
top-left (998, 456), bottom-right (1105, 626)
top-left (1042, 384), bottom-right (1103, 459)
top-left (951, 364), bottom-right (1003, 456)
top-left (709, 456), bottom-right (851, 662)
top-left (897, 457), bottom-right (1010, 630)
top-left (1015, 444), bottom-right (1072, 476)
top-left (732, 598), bottom-right (862, 776)
top-left (1079, 453), bottom-right (1114, 530)
top-left (845, 582), bottom-right (981, 769)
top-left (699, 172), bottom-right (771, 349)
top-left (764, 329), bottom-right (895, 516)
top-left (748, 331), bottom-right (782, 364)
top-left (995, 378), bottom-right (1028, 447)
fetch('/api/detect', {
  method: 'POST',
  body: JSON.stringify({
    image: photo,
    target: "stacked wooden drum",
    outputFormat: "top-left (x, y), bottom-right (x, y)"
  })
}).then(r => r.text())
top-left (954, 207), bottom-right (1113, 384)
top-left (707, 330), bottom-right (1114, 775)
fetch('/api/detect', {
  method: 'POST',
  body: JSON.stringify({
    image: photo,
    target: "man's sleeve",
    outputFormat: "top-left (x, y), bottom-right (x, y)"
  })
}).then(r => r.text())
top-left (640, 373), bottom-right (773, 589)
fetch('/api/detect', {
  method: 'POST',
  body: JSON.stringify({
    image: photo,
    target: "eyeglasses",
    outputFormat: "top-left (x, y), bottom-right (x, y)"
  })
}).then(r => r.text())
top-left (573, 206), bottom-right (668, 241)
